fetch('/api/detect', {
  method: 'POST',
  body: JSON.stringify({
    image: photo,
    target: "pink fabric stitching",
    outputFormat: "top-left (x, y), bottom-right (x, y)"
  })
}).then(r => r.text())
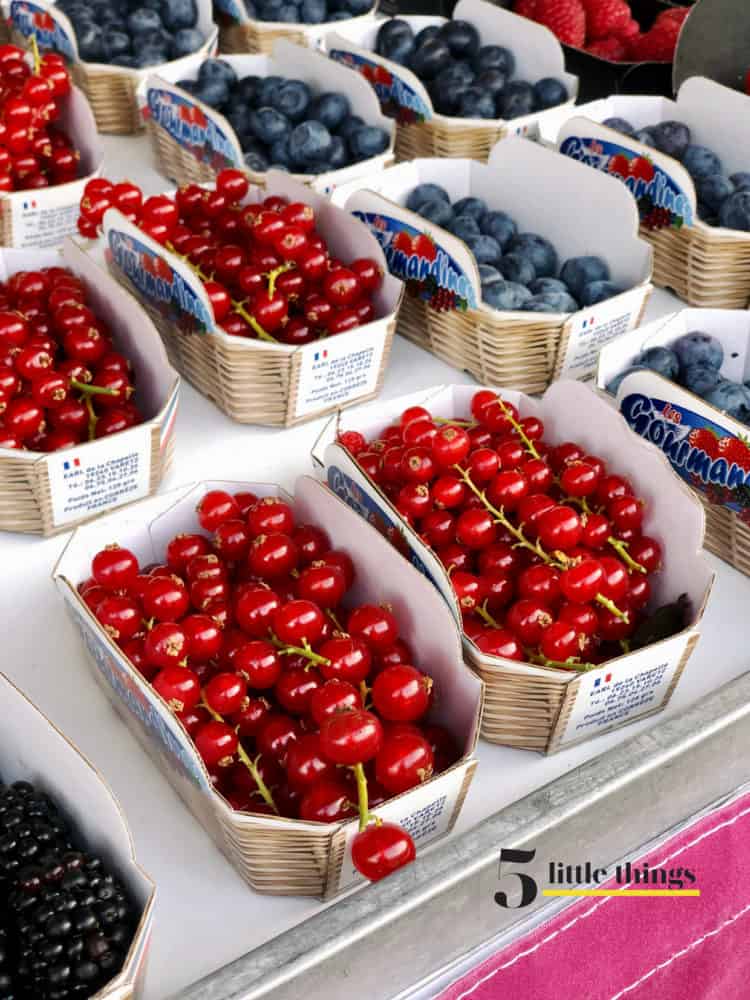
top-left (451, 802), bottom-right (750, 1000)
top-left (606, 901), bottom-right (750, 999)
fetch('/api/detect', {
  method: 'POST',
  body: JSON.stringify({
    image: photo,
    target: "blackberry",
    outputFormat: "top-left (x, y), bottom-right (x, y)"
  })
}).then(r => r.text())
top-left (10, 852), bottom-right (137, 999)
top-left (0, 915), bottom-right (20, 1000)
top-left (0, 782), bottom-right (73, 892)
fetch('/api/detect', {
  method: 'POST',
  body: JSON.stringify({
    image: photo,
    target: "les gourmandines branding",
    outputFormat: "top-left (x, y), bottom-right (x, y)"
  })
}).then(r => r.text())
top-left (328, 50), bottom-right (431, 125)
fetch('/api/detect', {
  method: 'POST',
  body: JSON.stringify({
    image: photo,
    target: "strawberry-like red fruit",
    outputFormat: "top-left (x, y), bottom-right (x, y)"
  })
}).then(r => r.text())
top-left (629, 156), bottom-right (655, 183)
top-left (687, 428), bottom-right (720, 461)
top-left (629, 17), bottom-right (681, 62)
top-left (533, 0), bottom-right (586, 47)
top-left (717, 435), bottom-right (750, 471)
top-left (582, 0), bottom-right (631, 42)
top-left (608, 151), bottom-right (630, 175)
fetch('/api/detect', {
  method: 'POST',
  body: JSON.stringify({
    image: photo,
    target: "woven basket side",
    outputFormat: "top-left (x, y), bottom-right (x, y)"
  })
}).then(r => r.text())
top-left (395, 119), bottom-right (506, 162)
top-left (146, 120), bottom-right (219, 186)
top-left (219, 20), bottom-right (306, 54)
top-left (72, 64), bottom-right (142, 135)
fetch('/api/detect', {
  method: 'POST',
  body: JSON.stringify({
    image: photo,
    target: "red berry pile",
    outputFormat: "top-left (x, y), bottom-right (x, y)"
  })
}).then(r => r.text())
top-left (0, 44), bottom-right (79, 191)
top-left (77, 169), bottom-right (385, 346)
top-left (79, 493), bottom-right (459, 881)
top-left (339, 389), bottom-right (668, 670)
top-left (0, 266), bottom-right (143, 451)
top-left (514, 0), bottom-right (690, 63)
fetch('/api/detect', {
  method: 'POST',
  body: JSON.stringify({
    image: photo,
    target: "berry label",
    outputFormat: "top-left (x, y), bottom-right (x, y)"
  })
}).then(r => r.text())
top-left (559, 287), bottom-right (647, 382)
top-left (146, 86), bottom-right (242, 172)
top-left (352, 210), bottom-right (477, 312)
top-left (294, 325), bottom-right (387, 419)
top-left (106, 223), bottom-right (214, 336)
top-left (559, 135), bottom-right (694, 229)
top-left (328, 50), bottom-right (432, 124)
top-left (10, 192), bottom-right (81, 250)
top-left (46, 430), bottom-right (152, 527)
top-left (10, 1), bottom-right (77, 61)
top-left (618, 391), bottom-right (750, 515)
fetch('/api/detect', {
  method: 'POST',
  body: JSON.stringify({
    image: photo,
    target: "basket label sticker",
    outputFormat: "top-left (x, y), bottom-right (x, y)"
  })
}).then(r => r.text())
top-left (328, 50), bottom-right (432, 124)
top-left (46, 429), bottom-right (151, 527)
top-left (10, 1), bottom-right (77, 60)
top-left (558, 288), bottom-right (645, 381)
top-left (559, 135), bottom-right (694, 229)
top-left (10, 192), bottom-right (80, 250)
top-left (146, 87), bottom-right (242, 171)
top-left (619, 391), bottom-right (750, 516)
top-left (352, 210), bottom-right (476, 311)
top-left (107, 226), bottom-right (214, 335)
top-left (559, 654), bottom-right (676, 747)
top-left (295, 326), bottom-right (386, 418)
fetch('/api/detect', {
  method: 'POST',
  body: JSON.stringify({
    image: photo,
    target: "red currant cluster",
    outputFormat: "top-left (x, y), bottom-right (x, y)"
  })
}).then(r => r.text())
top-left (77, 169), bottom-right (384, 346)
top-left (0, 44), bottom-right (79, 192)
top-left (79, 491), bottom-right (458, 881)
top-left (0, 267), bottom-right (142, 451)
top-left (339, 389), bottom-right (666, 670)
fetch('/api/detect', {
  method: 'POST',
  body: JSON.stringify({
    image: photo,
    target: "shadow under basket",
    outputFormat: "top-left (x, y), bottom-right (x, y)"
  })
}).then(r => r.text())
top-left (72, 64), bottom-right (143, 135)
top-left (219, 20), bottom-right (309, 54)
top-left (699, 493), bottom-right (750, 577)
top-left (394, 118), bottom-right (507, 163)
top-left (146, 119), bottom-right (217, 186)
top-left (643, 222), bottom-right (750, 309)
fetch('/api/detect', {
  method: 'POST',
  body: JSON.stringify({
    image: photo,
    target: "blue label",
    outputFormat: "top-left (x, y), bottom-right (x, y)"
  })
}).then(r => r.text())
top-left (560, 135), bottom-right (694, 229)
top-left (147, 88), bottom-right (241, 171)
top-left (620, 392), bottom-right (750, 514)
top-left (328, 50), bottom-right (431, 124)
top-left (11, 1), bottom-right (76, 60)
top-left (351, 211), bottom-right (476, 311)
top-left (107, 229), bottom-right (213, 335)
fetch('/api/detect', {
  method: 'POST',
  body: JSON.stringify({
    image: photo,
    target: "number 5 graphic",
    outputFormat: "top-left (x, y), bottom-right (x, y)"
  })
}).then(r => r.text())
top-left (494, 848), bottom-right (538, 908)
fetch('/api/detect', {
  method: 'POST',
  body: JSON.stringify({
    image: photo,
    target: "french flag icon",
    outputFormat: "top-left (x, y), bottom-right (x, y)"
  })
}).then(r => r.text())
top-left (594, 674), bottom-right (613, 688)
top-left (314, 350), bottom-right (329, 362)
top-left (63, 458), bottom-right (81, 471)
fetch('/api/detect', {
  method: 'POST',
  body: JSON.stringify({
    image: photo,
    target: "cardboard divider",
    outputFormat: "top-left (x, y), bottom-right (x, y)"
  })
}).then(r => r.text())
top-left (0, 672), bottom-right (155, 998)
top-left (314, 380), bottom-right (713, 753)
top-left (324, 0), bottom-right (578, 161)
top-left (139, 41), bottom-right (395, 195)
top-left (333, 141), bottom-right (653, 391)
top-left (216, 0), bottom-right (380, 56)
top-left (0, 239), bottom-right (179, 536)
top-left (53, 476), bottom-right (482, 898)
top-left (102, 171), bottom-right (403, 427)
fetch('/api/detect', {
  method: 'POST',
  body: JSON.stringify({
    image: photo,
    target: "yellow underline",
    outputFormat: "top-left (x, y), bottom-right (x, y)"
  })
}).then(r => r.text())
top-left (543, 889), bottom-right (701, 898)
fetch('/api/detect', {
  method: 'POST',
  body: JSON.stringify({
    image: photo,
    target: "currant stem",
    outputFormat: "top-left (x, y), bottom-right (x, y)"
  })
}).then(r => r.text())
top-left (352, 762), bottom-right (371, 833)
top-left (494, 397), bottom-right (540, 460)
top-left (268, 634), bottom-right (330, 668)
top-left (595, 593), bottom-right (629, 622)
top-left (71, 378), bottom-right (119, 397)
top-left (83, 394), bottom-right (97, 441)
top-left (359, 680), bottom-right (369, 709)
top-left (608, 537), bottom-right (647, 574)
top-left (231, 298), bottom-right (278, 344)
top-left (266, 261), bottom-right (295, 298)
top-left (326, 609), bottom-right (346, 634)
top-left (530, 652), bottom-right (598, 672)
top-left (30, 34), bottom-right (41, 75)
top-left (475, 601), bottom-right (501, 628)
top-left (202, 701), bottom-right (278, 814)
top-left (433, 416), bottom-right (475, 427)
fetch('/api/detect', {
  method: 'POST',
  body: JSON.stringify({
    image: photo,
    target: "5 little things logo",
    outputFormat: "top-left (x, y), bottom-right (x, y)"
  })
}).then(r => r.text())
top-left (560, 135), bottom-right (693, 230)
top-left (353, 211), bottom-right (476, 312)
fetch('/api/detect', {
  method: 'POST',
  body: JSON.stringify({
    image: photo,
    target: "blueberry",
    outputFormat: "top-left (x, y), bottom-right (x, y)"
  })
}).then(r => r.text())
top-left (199, 59), bottom-right (237, 88)
top-left (509, 232), bottom-right (558, 278)
top-left (161, 0), bottom-right (196, 30)
top-left (682, 144), bottom-right (722, 181)
top-left (498, 81), bottom-right (535, 119)
top-left (672, 331), bottom-right (724, 370)
top-left (337, 115), bottom-right (365, 143)
top-left (458, 87), bottom-right (496, 119)
top-left (480, 210), bottom-right (517, 250)
top-left (340, 0), bottom-right (372, 14)
top-left (111, 53), bottom-right (138, 67)
top-left (269, 137), bottom-right (294, 169)
top-left (310, 93), bottom-right (350, 131)
top-left (328, 135), bottom-right (349, 169)
top-left (466, 234), bottom-right (503, 266)
top-left (606, 365), bottom-right (650, 395)
top-left (651, 121), bottom-right (691, 160)
top-left (434, 61), bottom-right (475, 89)
top-left (415, 198), bottom-right (454, 227)
top-left (498, 253), bottom-right (535, 286)
top-left (447, 214), bottom-right (480, 241)
top-left (474, 44), bottom-right (514, 76)
top-left (475, 69), bottom-right (507, 101)
top-left (695, 174), bottom-right (734, 213)
top-left (250, 107), bottom-right (291, 145)
top-left (560, 256), bottom-right (610, 298)
top-left (730, 172), bottom-right (750, 192)
top-left (195, 80), bottom-right (230, 109)
top-left (172, 28), bottom-right (204, 57)
top-left (529, 277), bottom-right (570, 297)
top-left (533, 77), bottom-right (568, 110)
top-left (257, 0), bottom-right (285, 17)
top-left (406, 183), bottom-right (450, 212)
top-left (439, 20), bottom-right (480, 60)
top-left (482, 280), bottom-right (532, 311)
top-left (603, 116), bottom-right (635, 135)
top-left (633, 127), bottom-right (657, 148)
top-left (103, 31), bottom-right (131, 60)
top-left (328, 11), bottom-right (353, 21)
top-left (638, 346), bottom-right (679, 380)
top-left (453, 196), bottom-right (486, 221)
top-left (234, 75), bottom-right (261, 104)
top-left (348, 126), bottom-right (389, 160)
top-left (244, 149), bottom-right (269, 172)
top-left (376, 19), bottom-right (415, 61)
top-left (580, 280), bottom-right (622, 305)
top-left (274, 6), bottom-right (300, 22)
top-left (522, 292), bottom-right (578, 313)
top-left (177, 77), bottom-right (198, 93)
top-left (127, 8), bottom-right (162, 33)
top-left (226, 104), bottom-right (254, 135)
top-left (256, 76), bottom-right (284, 106)
top-left (718, 190), bottom-right (750, 231)
top-left (415, 25), bottom-right (441, 48)
top-left (410, 39), bottom-right (452, 81)
top-left (479, 264), bottom-right (502, 285)
top-left (77, 24), bottom-right (106, 61)
top-left (300, 0), bottom-right (326, 22)
top-left (679, 362), bottom-right (724, 397)
top-left (289, 120), bottom-right (333, 165)
top-left (704, 382), bottom-right (750, 422)
top-left (135, 45), bottom-right (169, 67)
top-left (272, 80), bottom-right (312, 123)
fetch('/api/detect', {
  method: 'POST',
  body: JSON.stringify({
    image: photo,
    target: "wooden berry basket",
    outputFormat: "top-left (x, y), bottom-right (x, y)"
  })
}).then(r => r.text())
top-left (139, 43), bottom-right (395, 195)
top-left (314, 382), bottom-right (714, 754)
top-left (216, 0), bottom-right (380, 55)
top-left (0, 241), bottom-right (179, 536)
top-left (555, 79), bottom-right (750, 310)
top-left (323, 0), bottom-right (578, 163)
top-left (102, 172), bottom-right (401, 429)
top-left (10, 0), bottom-right (218, 135)
top-left (333, 140), bottom-right (653, 394)
top-left (54, 478), bottom-right (482, 898)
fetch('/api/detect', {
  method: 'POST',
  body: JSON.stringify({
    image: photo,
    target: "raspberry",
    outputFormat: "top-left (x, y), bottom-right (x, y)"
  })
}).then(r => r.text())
top-left (614, 16), bottom-right (641, 40)
top-left (514, 0), bottom-right (539, 16)
top-left (532, 0), bottom-right (586, 47)
top-left (583, 0), bottom-right (631, 41)
top-left (587, 36), bottom-right (629, 60)
top-left (629, 18), bottom-right (681, 62)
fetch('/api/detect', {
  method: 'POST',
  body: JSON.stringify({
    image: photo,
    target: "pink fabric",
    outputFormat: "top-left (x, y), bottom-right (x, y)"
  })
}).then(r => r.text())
top-left (438, 793), bottom-right (750, 1000)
